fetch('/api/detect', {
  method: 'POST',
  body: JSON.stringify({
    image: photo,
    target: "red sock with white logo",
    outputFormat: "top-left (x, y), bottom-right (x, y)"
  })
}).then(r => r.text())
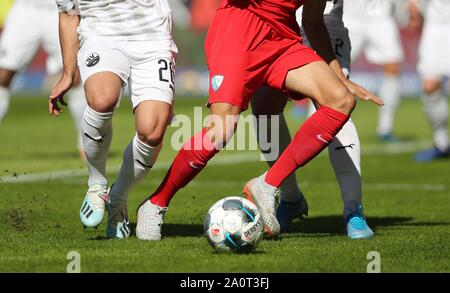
top-left (150, 128), bottom-right (219, 207)
top-left (265, 106), bottom-right (349, 187)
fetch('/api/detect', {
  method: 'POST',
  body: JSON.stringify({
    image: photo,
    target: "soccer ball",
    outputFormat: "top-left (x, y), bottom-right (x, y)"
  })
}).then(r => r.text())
top-left (204, 196), bottom-right (263, 253)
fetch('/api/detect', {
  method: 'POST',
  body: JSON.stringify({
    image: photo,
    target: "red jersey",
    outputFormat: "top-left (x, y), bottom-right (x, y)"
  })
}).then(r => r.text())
top-left (218, 0), bottom-right (306, 40)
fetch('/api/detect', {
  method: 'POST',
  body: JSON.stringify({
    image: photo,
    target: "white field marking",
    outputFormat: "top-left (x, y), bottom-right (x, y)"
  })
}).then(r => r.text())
top-left (175, 181), bottom-right (448, 192)
top-left (361, 140), bottom-right (431, 155)
top-left (33, 176), bottom-right (448, 193)
top-left (0, 140), bottom-right (434, 184)
top-left (0, 153), bottom-right (259, 184)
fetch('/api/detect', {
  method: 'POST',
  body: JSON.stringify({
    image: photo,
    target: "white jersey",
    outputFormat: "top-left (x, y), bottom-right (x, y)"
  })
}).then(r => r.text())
top-left (423, 0), bottom-right (450, 24)
top-left (56, 0), bottom-right (173, 41)
top-left (16, 0), bottom-right (56, 9)
top-left (297, 0), bottom-right (344, 28)
top-left (344, 0), bottom-right (394, 20)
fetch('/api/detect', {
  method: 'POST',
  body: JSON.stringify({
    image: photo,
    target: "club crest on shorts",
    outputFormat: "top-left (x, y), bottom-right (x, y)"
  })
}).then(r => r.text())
top-left (211, 75), bottom-right (224, 92)
top-left (86, 53), bottom-right (100, 67)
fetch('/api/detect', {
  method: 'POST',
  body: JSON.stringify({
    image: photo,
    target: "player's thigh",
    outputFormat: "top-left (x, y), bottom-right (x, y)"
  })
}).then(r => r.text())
top-left (78, 37), bottom-right (129, 112)
top-left (42, 9), bottom-right (63, 76)
top-left (0, 4), bottom-right (40, 73)
top-left (285, 61), bottom-right (355, 114)
top-left (365, 19), bottom-right (404, 65)
top-left (251, 86), bottom-right (288, 116)
top-left (134, 100), bottom-right (172, 146)
top-left (344, 21), bottom-right (365, 62)
top-left (418, 23), bottom-right (450, 82)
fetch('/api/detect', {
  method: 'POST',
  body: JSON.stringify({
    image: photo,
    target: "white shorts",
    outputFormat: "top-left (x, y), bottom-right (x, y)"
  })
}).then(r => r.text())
top-left (78, 35), bottom-right (178, 109)
top-left (418, 22), bottom-right (450, 78)
top-left (0, 2), bottom-right (62, 74)
top-left (346, 18), bottom-right (404, 65)
top-left (301, 24), bottom-right (351, 76)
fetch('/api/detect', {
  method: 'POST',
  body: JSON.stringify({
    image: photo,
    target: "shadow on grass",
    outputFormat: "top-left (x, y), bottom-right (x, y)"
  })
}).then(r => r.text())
top-left (88, 217), bottom-right (450, 240)
top-left (286, 215), bottom-right (417, 236)
top-left (88, 222), bottom-right (204, 241)
top-left (163, 223), bottom-right (204, 237)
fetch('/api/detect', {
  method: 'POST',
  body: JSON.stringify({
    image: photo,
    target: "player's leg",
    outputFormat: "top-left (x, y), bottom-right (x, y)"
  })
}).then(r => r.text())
top-left (377, 62), bottom-right (402, 141)
top-left (245, 59), bottom-right (356, 237)
top-left (137, 7), bottom-right (266, 240)
top-left (78, 72), bottom-right (122, 228)
top-left (415, 77), bottom-right (449, 161)
top-left (250, 87), bottom-right (308, 232)
top-left (137, 102), bottom-right (241, 240)
top-left (110, 43), bottom-right (177, 239)
top-left (109, 100), bottom-right (169, 239)
top-left (366, 20), bottom-right (404, 141)
top-left (0, 1), bottom-right (40, 125)
top-left (415, 22), bottom-right (450, 161)
top-left (0, 69), bottom-right (15, 124)
top-left (325, 27), bottom-right (373, 238)
top-left (77, 36), bottom-right (130, 228)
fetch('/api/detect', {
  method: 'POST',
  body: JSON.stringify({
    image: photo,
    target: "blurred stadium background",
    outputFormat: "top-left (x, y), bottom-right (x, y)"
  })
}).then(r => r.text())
top-left (0, 0), bottom-right (431, 98)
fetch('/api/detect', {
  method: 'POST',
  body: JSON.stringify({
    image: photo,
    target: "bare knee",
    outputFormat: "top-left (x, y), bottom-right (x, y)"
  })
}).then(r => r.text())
top-left (87, 98), bottom-right (116, 112)
top-left (0, 69), bottom-right (16, 88)
top-left (84, 73), bottom-right (123, 112)
top-left (383, 63), bottom-right (401, 75)
top-left (85, 86), bottom-right (120, 112)
top-left (325, 87), bottom-right (356, 115)
top-left (137, 123), bottom-right (167, 146)
top-left (423, 79), bottom-right (442, 95)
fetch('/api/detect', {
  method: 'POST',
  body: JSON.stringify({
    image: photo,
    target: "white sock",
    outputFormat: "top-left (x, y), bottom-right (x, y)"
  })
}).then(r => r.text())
top-left (378, 74), bottom-right (401, 136)
top-left (81, 106), bottom-right (114, 188)
top-left (255, 112), bottom-right (303, 202)
top-left (67, 85), bottom-right (88, 152)
top-left (109, 135), bottom-right (162, 203)
top-left (0, 86), bottom-right (10, 125)
top-left (328, 119), bottom-right (363, 218)
top-left (260, 172), bottom-right (277, 195)
top-left (422, 90), bottom-right (449, 151)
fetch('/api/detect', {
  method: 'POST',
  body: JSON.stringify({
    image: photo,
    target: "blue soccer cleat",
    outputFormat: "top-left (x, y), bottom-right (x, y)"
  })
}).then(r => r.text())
top-left (414, 146), bottom-right (449, 162)
top-left (276, 196), bottom-right (309, 233)
top-left (378, 133), bottom-right (401, 143)
top-left (106, 200), bottom-right (130, 239)
top-left (80, 184), bottom-right (109, 228)
top-left (346, 206), bottom-right (374, 239)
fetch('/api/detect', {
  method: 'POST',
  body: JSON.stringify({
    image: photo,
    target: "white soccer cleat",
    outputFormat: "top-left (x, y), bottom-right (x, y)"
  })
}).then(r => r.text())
top-left (243, 176), bottom-right (280, 238)
top-left (79, 184), bottom-right (109, 228)
top-left (106, 200), bottom-right (130, 239)
top-left (136, 200), bottom-right (168, 241)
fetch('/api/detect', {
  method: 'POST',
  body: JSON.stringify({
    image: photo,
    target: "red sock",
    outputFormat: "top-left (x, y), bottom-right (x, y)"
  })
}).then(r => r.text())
top-left (150, 128), bottom-right (219, 207)
top-left (265, 106), bottom-right (349, 187)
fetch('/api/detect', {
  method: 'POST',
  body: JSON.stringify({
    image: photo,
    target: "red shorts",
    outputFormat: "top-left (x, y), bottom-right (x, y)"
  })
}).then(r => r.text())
top-left (205, 7), bottom-right (322, 110)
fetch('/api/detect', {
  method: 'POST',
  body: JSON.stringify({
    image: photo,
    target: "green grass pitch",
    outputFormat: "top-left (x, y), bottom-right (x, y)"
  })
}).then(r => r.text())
top-left (0, 95), bottom-right (448, 272)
